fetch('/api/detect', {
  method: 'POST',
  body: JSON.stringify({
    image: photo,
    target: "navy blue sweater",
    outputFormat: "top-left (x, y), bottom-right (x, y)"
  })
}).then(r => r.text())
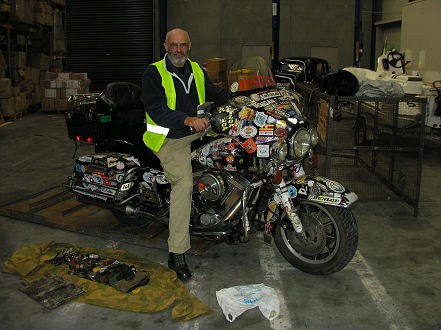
top-left (142, 56), bottom-right (229, 139)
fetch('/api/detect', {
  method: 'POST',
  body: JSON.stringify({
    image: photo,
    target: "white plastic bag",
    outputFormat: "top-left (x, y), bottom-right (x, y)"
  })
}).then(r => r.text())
top-left (216, 283), bottom-right (280, 322)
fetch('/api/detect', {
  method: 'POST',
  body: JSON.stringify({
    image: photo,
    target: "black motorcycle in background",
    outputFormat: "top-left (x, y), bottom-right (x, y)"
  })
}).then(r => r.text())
top-left (65, 57), bottom-right (358, 275)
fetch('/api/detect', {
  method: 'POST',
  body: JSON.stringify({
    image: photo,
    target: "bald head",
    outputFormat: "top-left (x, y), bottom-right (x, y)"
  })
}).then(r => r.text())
top-left (165, 28), bottom-right (191, 44)
top-left (164, 28), bottom-right (192, 67)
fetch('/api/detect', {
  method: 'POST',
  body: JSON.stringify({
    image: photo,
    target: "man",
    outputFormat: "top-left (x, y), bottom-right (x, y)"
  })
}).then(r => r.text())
top-left (142, 28), bottom-right (228, 281)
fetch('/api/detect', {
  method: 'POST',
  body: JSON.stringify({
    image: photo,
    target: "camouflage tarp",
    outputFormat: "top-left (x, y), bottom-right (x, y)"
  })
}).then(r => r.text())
top-left (2, 241), bottom-right (212, 321)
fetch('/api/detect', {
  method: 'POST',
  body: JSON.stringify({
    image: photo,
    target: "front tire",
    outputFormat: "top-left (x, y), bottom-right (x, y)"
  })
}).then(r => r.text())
top-left (274, 201), bottom-right (358, 275)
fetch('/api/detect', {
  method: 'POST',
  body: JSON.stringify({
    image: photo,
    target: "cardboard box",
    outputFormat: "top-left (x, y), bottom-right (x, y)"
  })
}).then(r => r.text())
top-left (58, 88), bottom-right (84, 99)
top-left (11, 69), bottom-right (25, 85)
top-left (0, 78), bottom-right (12, 98)
top-left (31, 67), bottom-right (40, 84)
top-left (31, 85), bottom-right (41, 105)
top-left (15, 93), bottom-right (26, 113)
top-left (40, 71), bottom-right (58, 81)
top-left (41, 79), bottom-right (64, 89)
top-left (71, 73), bottom-right (88, 80)
top-left (41, 88), bottom-right (56, 98)
top-left (12, 86), bottom-right (20, 97)
top-left (57, 72), bottom-right (71, 80)
top-left (41, 98), bottom-right (55, 111)
top-left (55, 98), bottom-right (68, 110)
top-left (206, 58), bottom-right (227, 72)
top-left (65, 79), bottom-right (90, 89)
top-left (11, 0), bottom-right (34, 24)
top-left (0, 97), bottom-right (16, 117)
top-left (31, 53), bottom-right (50, 71)
top-left (51, 59), bottom-right (63, 73)
top-left (207, 71), bottom-right (227, 83)
top-left (0, 50), bottom-right (7, 78)
top-left (11, 51), bottom-right (26, 69)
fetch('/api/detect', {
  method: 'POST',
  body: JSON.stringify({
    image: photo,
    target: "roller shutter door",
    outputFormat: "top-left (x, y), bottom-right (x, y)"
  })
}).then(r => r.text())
top-left (65, 0), bottom-right (154, 91)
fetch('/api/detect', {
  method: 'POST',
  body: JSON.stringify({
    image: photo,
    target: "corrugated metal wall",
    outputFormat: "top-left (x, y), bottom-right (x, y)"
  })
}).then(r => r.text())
top-left (65, 0), bottom-right (154, 91)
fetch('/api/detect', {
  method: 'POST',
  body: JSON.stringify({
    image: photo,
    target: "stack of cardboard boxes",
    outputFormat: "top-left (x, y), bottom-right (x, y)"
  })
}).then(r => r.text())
top-left (206, 58), bottom-right (228, 90)
top-left (0, 50), bottom-right (34, 120)
top-left (40, 72), bottom-right (90, 111)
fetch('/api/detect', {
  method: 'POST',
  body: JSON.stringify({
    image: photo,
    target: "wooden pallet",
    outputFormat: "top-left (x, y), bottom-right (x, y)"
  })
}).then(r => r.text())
top-left (0, 186), bottom-right (217, 255)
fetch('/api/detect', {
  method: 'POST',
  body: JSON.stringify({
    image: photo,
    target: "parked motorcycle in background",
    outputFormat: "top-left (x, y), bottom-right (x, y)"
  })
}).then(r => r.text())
top-left (65, 56), bottom-right (358, 275)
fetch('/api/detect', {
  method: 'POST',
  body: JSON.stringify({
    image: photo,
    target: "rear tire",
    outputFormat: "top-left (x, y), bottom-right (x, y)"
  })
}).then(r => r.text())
top-left (274, 201), bottom-right (358, 275)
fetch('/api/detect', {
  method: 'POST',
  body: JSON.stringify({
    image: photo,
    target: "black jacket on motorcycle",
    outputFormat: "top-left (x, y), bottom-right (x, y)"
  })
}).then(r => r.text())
top-left (142, 55), bottom-right (229, 139)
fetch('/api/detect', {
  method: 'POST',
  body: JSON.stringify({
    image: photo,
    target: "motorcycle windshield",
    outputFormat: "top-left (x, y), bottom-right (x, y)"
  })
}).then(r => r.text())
top-left (228, 56), bottom-right (276, 93)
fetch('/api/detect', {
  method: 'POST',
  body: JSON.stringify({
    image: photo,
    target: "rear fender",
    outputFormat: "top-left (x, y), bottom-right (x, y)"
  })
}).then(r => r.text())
top-left (286, 175), bottom-right (358, 207)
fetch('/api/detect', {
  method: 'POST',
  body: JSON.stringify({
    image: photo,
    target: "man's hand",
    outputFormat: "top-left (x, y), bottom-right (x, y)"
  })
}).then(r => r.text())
top-left (184, 116), bottom-right (209, 132)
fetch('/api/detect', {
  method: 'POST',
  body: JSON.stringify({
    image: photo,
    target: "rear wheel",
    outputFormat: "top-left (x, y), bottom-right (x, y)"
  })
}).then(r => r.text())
top-left (274, 201), bottom-right (358, 275)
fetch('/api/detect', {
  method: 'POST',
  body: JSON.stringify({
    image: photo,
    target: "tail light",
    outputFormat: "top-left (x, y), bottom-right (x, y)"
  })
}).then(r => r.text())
top-left (75, 136), bottom-right (94, 143)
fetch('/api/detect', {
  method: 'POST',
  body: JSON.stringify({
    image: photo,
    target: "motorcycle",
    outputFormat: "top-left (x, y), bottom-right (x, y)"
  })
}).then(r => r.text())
top-left (65, 56), bottom-right (358, 275)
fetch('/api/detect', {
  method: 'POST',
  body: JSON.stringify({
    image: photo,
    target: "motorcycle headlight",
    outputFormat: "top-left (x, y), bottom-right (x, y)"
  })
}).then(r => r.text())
top-left (309, 127), bottom-right (319, 147)
top-left (289, 128), bottom-right (310, 159)
top-left (270, 141), bottom-right (288, 162)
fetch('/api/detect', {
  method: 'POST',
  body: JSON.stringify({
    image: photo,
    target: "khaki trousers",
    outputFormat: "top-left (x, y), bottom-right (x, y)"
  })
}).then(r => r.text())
top-left (153, 133), bottom-right (200, 254)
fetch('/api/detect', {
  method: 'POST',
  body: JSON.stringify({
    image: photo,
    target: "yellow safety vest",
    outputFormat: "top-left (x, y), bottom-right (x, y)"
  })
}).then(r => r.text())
top-left (143, 58), bottom-right (205, 152)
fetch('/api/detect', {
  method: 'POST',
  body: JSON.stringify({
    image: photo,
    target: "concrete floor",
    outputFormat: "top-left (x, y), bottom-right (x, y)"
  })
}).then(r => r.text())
top-left (1, 113), bottom-right (441, 330)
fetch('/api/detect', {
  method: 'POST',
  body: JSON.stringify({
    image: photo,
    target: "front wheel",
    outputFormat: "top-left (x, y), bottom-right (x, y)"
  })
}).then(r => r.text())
top-left (274, 201), bottom-right (358, 275)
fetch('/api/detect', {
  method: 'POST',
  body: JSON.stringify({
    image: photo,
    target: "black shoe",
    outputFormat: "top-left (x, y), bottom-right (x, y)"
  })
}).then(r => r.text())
top-left (168, 252), bottom-right (192, 281)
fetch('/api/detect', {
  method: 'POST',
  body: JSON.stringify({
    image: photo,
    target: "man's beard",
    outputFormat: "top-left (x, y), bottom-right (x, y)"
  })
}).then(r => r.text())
top-left (167, 51), bottom-right (188, 66)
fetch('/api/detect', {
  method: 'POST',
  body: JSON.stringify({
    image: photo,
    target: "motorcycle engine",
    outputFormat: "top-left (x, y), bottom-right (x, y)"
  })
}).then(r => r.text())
top-left (196, 171), bottom-right (249, 226)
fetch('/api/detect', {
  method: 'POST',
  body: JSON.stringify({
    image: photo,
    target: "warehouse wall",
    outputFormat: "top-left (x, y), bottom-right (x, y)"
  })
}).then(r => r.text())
top-left (165, 0), bottom-right (373, 71)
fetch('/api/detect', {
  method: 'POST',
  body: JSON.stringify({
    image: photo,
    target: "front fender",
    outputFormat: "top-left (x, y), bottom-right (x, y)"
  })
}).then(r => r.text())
top-left (286, 175), bottom-right (358, 207)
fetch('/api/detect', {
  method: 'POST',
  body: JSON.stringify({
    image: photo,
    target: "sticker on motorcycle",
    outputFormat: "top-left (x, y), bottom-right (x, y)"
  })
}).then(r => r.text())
top-left (120, 182), bottom-right (134, 191)
top-left (266, 201), bottom-right (278, 222)
top-left (310, 184), bottom-right (321, 195)
top-left (298, 187), bottom-right (308, 195)
top-left (266, 116), bottom-right (277, 124)
top-left (143, 172), bottom-right (155, 184)
top-left (254, 111), bottom-right (268, 127)
top-left (257, 90), bottom-right (281, 100)
top-left (288, 186), bottom-right (297, 197)
top-left (315, 182), bottom-right (328, 192)
top-left (206, 157), bottom-right (214, 168)
top-left (116, 161), bottom-right (125, 170)
top-left (226, 155), bottom-right (234, 163)
top-left (255, 136), bottom-right (278, 144)
top-left (229, 120), bottom-right (242, 136)
top-left (275, 128), bottom-right (287, 140)
top-left (221, 113), bottom-right (235, 132)
top-left (326, 180), bottom-right (345, 193)
top-left (115, 173), bottom-right (125, 182)
top-left (78, 155), bottom-right (92, 163)
top-left (228, 143), bottom-right (235, 151)
top-left (276, 120), bottom-right (287, 129)
top-left (259, 125), bottom-right (274, 136)
top-left (308, 195), bottom-right (342, 205)
top-left (257, 144), bottom-right (270, 158)
top-left (240, 126), bottom-right (257, 139)
top-left (250, 93), bottom-right (260, 102)
top-left (107, 157), bottom-right (119, 168)
top-left (242, 138), bottom-right (258, 153)
top-left (292, 164), bottom-right (305, 178)
top-left (199, 155), bottom-right (207, 165)
top-left (156, 175), bottom-right (168, 184)
top-left (239, 107), bottom-right (254, 120)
